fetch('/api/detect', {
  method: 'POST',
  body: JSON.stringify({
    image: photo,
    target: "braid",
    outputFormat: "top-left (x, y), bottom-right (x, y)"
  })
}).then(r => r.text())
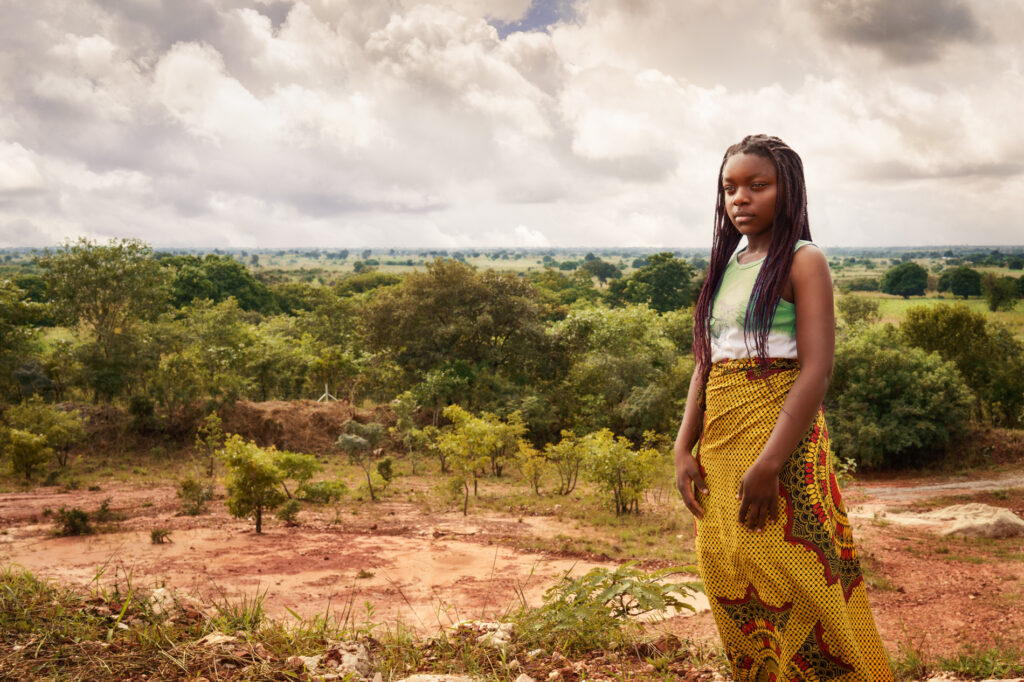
top-left (693, 135), bottom-right (812, 396)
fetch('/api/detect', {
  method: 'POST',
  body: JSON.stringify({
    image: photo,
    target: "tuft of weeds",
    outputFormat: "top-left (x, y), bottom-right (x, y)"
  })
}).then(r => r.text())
top-left (938, 642), bottom-right (1024, 679)
top-left (150, 528), bottom-right (171, 544)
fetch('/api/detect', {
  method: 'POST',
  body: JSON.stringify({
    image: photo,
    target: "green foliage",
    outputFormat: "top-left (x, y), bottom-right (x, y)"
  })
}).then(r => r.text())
top-left (901, 303), bottom-right (1024, 427)
top-left (982, 274), bottom-right (1019, 312)
top-left (513, 563), bottom-right (700, 656)
top-left (296, 479), bottom-right (347, 503)
top-left (54, 506), bottom-right (93, 536)
top-left (336, 420), bottom-right (387, 502)
top-left (165, 253), bottom-right (278, 313)
top-left (838, 276), bottom-right (879, 293)
top-left (880, 262), bottom-right (928, 298)
top-left (828, 326), bottom-right (974, 467)
top-left (436, 405), bottom-right (528, 513)
top-left (937, 266), bottom-right (982, 299)
top-left (275, 498), bottom-right (301, 525)
top-left (376, 456), bottom-right (395, 484)
top-left (550, 304), bottom-right (691, 438)
top-left (177, 476), bottom-right (214, 516)
top-left (0, 279), bottom-right (40, 400)
top-left (544, 430), bottom-right (584, 495)
top-left (1, 427), bottom-right (53, 482)
top-left (607, 252), bottom-right (697, 312)
top-left (836, 295), bottom-right (880, 326)
top-left (220, 435), bottom-right (286, 533)
top-left (275, 450), bottom-right (321, 498)
top-left (3, 398), bottom-right (86, 469)
top-left (579, 258), bottom-right (621, 285)
top-left (580, 429), bottom-right (661, 515)
top-left (194, 412), bottom-right (225, 476)
top-left (150, 528), bottom-right (171, 544)
top-left (516, 441), bottom-right (546, 494)
top-left (38, 238), bottom-right (168, 400)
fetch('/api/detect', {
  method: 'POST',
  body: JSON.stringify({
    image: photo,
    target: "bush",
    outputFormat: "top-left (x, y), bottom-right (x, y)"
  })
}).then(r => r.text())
top-left (828, 326), bottom-right (974, 468)
top-left (901, 304), bottom-right (1024, 427)
top-left (512, 563), bottom-right (700, 656)
top-left (836, 295), bottom-right (880, 326)
top-left (580, 429), bottom-right (660, 515)
top-left (54, 506), bottom-right (93, 536)
top-left (177, 476), bottom-right (214, 515)
top-left (3, 398), bottom-right (85, 468)
top-left (151, 528), bottom-right (171, 544)
top-left (275, 499), bottom-right (301, 525)
top-left (219, 435), bottom-right (286, 533)
top-left (296, 479), bottom-right (347, 504)
top-left (1, 427), bottom-right (53, 483)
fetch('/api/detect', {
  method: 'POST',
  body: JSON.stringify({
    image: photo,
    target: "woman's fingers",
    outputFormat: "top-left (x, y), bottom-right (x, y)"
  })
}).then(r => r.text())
top-left (676, 471), bottom-right (705, 519)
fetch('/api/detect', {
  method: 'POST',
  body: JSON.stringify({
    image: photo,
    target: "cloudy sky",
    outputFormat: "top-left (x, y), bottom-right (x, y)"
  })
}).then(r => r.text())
top-left (1, 0), bottom-right (1022, 249)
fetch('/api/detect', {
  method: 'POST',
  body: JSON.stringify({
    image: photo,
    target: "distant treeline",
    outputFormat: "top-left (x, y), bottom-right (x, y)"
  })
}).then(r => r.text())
top-left (1, 238), bottom-right (1022, 472)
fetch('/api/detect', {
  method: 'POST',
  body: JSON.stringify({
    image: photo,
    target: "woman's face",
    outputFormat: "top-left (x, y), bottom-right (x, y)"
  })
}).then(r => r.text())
top-left (721, 152), bottom-right (778, 238)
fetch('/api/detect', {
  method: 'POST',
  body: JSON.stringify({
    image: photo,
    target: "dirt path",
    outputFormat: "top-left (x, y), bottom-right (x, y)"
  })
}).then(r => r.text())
top-left (2, 471), bottom-right (1022, 662)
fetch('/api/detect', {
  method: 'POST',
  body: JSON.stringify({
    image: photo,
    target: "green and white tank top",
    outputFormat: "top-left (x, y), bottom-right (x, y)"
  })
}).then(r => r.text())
top-left (709, 240), bottom-right (813, 362)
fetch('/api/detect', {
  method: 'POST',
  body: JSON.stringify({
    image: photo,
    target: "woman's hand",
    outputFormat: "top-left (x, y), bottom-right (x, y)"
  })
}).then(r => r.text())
top-left (675, 453), bottom-right (708, 519)
top-left (737, 459), bottom-right (780, 531)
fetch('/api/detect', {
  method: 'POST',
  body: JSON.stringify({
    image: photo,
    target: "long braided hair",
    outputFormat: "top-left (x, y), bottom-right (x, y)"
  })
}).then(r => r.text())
top-left (693, 135), bottom-right (812, 393)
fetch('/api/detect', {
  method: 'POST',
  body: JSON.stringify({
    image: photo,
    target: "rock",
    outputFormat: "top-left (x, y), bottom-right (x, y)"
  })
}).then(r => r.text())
top-left (514, 674), bottom-right (535, 682)
top-left (395, 676), bottom-right (475, 682)
top-left (196, 632), bottom-right (239, 648)
top-left (324, 641), bottom-right (371, 679)
top-left (921, 503), bottom-right (1024, 538)
top-left (297, 654), bottom-right (322, 671)
top-left (148, 587), bottom-right (175, 617)
top-left (547, 671), bottom-right (561, 681)
top-left (526, 648), bottom-right (544, 660)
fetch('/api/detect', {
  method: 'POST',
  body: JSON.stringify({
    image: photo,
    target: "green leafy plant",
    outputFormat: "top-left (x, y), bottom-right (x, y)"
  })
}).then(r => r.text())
top-left (275, 498), bottom-right (301, 525)
top-left (150, 528), bottom-right (171, 544)
top-left (54, 506), bottom-right (93, 536)
top-left (177, 476), bottom-right (214, 516)
top-left (513, 562), bottom-right (701, 655)
top-left (296, 479), bottom-right (347, 504)
top-left (219, 435), bottom-right (286, 533)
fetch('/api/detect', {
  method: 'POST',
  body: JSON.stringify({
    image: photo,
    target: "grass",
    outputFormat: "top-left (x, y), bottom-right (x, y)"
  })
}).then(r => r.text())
top-left (0, 564), bottom-right (724, 681)
top-left (889, 637), bottom-right (1024, 681)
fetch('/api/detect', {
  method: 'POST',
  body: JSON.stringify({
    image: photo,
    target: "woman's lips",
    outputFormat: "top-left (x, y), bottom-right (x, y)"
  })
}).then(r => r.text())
top-left (734, 214), bottom-right (755, 223)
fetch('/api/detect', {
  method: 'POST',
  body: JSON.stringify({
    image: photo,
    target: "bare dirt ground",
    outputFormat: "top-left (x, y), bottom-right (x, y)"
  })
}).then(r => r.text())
top-left (2, 470), bottom-right (1023, 664)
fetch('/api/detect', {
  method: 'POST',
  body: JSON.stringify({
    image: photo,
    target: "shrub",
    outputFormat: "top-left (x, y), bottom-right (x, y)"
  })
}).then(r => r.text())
top-left (901, 304), bottom-right (1024, 427)
top-left (296, 479), bottom-right (347, 504)
top-left (3, 398), bottom-right (85, 468)
top-left (828, 326), bottom-right (974, 468)
top-left (151, 528), bottom-right (171, 544)
top-left (512, 563), bottom-right (700, 656)
top-left (220, 435), bottom-right (286, 533)
top-left (54, 506), bottom-right (93, 536)
top-left (275, 499), bottom-right (301, 525)
top-left (836, 295), bottom-right (880, 326)
top-left (177, 476), bottom-right (214, 516)
top-left (1, 427), bottom-right (53, 483)
top-left (580, 429), bottom-right (660, 515)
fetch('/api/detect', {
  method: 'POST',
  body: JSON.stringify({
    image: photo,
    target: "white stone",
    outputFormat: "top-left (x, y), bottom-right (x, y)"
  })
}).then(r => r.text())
top-left (921, 503), bottom-right (1024, 538)
top-left (514, 674), bottom-right (535, 682)
top-left (148, 587), bottom-right (175, 617)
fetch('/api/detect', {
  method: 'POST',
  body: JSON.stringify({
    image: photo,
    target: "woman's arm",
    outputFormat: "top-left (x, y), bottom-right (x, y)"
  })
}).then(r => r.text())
top-left (674, 364), bottom-right (709, 518)
top-left (737, 245), bottom-right (835, 531)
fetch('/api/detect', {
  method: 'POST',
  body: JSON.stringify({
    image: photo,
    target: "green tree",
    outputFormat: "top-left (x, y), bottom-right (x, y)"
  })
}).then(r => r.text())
top-left (3, 398), bottom-right (85, 468)
top-left (607, 253), bottom-right (697, 312)
top-left (220, 435), bottom-right (286, 533)
top-left (828, 326), bottom-right (974, 467)
top-left (38, 239), bottom-right (168, 400)
top-left (0, 280), bottom-right (40, 399)
top-left (544, 430), bottom-right (584, 495)
top-left (937, 266), bottom-right (982, 299)
top-left (275, 450), bottom-right (321, 499)
top-left (165, 253), bottom-right (278, 313)
top-left (880, 262), bottom-right (927, 298)
top-left (901, 303), bottom-right (1024, 426)
top-left (1, 427), bottom-right (53, 483)
top-left (836, 295), bottom-right (880, 327)
top-left (580, 429), bottom-right (660, 515)
top-left (579, 258), bottom-right (621, 286)
top-left (982, 274), bottom-right (1019, 312)
top-left (336, 420), bottom-right (387, 502)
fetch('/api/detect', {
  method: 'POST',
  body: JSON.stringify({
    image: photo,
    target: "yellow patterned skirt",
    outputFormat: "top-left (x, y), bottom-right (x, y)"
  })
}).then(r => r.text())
top-left (694, 358), bottom-right (892, 682)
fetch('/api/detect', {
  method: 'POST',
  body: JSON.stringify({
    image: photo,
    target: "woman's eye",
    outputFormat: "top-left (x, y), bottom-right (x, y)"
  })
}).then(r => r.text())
top-left (752, 183), bottom-right (766, 189)
top-left (723, 186), bottom-right (735, 193)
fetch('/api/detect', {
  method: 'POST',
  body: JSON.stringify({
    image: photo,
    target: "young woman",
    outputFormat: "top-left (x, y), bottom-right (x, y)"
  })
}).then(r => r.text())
top-left (674, 135), bottom-right (892, 681)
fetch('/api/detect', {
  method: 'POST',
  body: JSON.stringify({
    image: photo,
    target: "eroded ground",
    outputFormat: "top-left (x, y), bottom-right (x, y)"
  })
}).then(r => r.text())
top-left (2, 472), bottom-right (1023, 663)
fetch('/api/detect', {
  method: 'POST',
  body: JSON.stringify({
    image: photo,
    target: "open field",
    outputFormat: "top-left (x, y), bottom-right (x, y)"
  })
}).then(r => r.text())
top-left (3, 429), bottom-right (1024, 680)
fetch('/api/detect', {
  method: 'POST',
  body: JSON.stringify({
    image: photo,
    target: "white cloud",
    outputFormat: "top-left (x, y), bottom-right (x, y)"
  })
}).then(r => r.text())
top-left (0, 0), bottom-right (1021, 248)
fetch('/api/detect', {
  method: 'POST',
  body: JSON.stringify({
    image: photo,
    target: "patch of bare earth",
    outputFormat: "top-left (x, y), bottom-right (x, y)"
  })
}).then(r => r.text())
top-left (2, 470), bottom-right (1023, 665)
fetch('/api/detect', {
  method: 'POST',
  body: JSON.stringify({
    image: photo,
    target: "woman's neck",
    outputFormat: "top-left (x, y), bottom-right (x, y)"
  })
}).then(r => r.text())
top-left (738, 231), bottom-right (772, 264)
